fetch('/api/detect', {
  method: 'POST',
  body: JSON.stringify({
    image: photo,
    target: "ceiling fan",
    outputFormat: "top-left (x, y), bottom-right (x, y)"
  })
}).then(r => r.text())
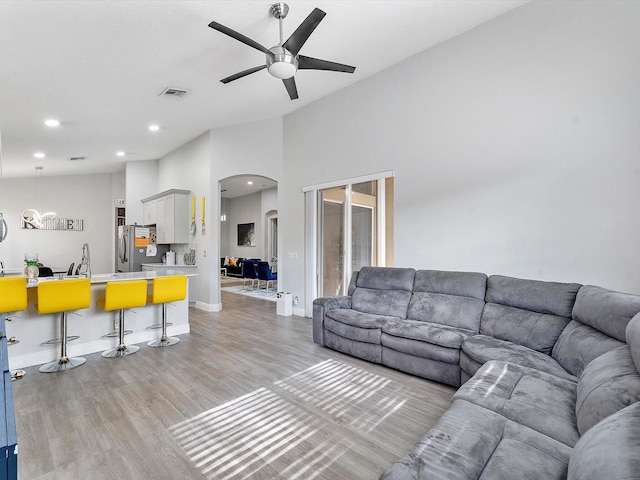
top-left (208, 2), bottom-right (356, 100)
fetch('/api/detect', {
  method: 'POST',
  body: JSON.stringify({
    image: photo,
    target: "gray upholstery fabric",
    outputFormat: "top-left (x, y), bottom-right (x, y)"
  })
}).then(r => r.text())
top-left (382, 320), bottom-right (473, 349)
top-left (454, 360), bottom-right (579, 446)
top-left (572, 285), bottom-right (640, 342)
top-left (485, 275), bottom-right (581, 318)
top-left (408, 270), bottom-right (486, 332)
top-left (312, 296), bottom-right (351, 345)
top-left (480, 303), bottom-right (571, 354)
top-left (324, 309), bottom-right (398, 343)
top-left (461, 335), bottom-right (576, 381)
top-left (568, 402), bottom-right (640, 480)
top-left (324, 330), bottom-right (382, 363)
top-left (627, 312), bottom-right (640, 371)
top-left (352, 288), bottom-right (413, 318)
top-left (551, 320), bottom-right (624, 377)
top-left (381, 332), bottom-right (461, 364)
top-left (575, 345), bottom-right (640, 435)
top-left (350, 267), bottom-right (415, 318)
top-left (347, 270), bottom-right (359, 296)
top-left (413, 270), bottom-right (487, 299)
top-left (379, 400), bottom-right (572, 480)
top-left (356, 266), bottom-right (416, 291)
top-left (408, 292), bottom-right (485, 332)
top-left (382, 348), bottom-right (461, 387)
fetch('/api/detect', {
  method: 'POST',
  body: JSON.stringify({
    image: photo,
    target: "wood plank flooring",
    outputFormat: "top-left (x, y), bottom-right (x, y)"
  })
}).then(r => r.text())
top-left (12, 291), bottom-right (455, 480)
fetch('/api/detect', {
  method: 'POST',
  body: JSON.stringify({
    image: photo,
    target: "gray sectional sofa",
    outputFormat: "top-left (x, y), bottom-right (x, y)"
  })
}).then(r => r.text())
top-left (312, 266), bottom-right (640, 479)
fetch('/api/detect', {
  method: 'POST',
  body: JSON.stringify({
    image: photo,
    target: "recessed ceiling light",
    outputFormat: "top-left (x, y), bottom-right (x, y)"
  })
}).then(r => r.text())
top-left (34, 152), bottom-right (45, 159)
top-left (116, 151), bottom-right (126, 157)
top-left (247, 181), bottom-right (253, 185)
top-left (148, 125), bottom-right (160, 132)
top-left (44, 119), bottom-right (60, 127)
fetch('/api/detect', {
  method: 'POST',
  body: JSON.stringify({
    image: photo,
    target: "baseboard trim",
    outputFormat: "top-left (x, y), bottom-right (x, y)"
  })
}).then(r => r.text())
top-left (195, 301), bottom-right (222, 312)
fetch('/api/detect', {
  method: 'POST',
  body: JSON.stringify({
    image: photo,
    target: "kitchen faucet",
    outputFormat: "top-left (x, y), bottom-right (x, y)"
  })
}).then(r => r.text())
top-left (78, 243), bottom-right (91, 277)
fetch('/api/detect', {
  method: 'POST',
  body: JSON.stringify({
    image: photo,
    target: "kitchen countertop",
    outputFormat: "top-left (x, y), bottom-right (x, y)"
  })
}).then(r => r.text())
top-left (25, 269), bottom-right (197, 287)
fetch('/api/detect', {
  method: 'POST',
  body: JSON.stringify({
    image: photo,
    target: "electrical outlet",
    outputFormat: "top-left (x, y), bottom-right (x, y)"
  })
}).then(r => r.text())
top-left (294, 296), bottom-right (299, 305)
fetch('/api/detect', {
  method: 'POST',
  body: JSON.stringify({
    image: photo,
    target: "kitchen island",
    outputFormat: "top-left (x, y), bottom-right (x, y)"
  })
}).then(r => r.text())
top-left (4, 270), bottom-right (196, 370)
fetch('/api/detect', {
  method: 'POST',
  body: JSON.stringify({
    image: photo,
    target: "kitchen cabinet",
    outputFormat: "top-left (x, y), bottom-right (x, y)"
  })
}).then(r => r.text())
top-left (141, 190), bottom-right (190, 244)
top-left (142, 199), bottom-right (157, 225)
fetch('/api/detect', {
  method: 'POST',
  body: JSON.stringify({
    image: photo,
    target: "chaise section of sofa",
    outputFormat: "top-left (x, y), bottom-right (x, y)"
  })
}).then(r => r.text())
top-left (379, 312), bottom-right (640, 480)
top-left (381, 270), bottom-right (487, 387)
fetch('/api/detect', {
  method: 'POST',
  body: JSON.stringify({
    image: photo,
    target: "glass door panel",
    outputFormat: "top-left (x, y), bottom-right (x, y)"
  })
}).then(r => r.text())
top-left (320, 187), bottom-right (346, 296)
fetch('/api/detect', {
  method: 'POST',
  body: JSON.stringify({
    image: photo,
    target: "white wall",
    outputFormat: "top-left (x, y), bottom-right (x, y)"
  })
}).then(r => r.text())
top-left (125, 160), bottom-right (158, 225)
top-left (0, 172), bottom-right (121, 273)
top-left (223, 187), bottom-right (278, 260)
top-left (281, 0), bottom-right (640, 300)
top-left (209, 118), bottom-right (284, 309)
top-left (154, 132), bottom-right (211, 307)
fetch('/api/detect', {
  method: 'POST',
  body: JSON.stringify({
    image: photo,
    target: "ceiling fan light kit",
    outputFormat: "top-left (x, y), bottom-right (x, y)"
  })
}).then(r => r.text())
top-left (209, 2), bottom-right (356, 100)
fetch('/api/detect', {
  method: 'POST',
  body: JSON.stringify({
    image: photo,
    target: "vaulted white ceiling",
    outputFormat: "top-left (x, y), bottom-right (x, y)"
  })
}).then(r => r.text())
top-left (0, 0), bottom-right (528, 179)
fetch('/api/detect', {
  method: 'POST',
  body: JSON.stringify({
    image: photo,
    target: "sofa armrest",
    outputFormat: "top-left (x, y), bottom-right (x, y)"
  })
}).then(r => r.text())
top-left (312, 296), bottom-right (352, 346)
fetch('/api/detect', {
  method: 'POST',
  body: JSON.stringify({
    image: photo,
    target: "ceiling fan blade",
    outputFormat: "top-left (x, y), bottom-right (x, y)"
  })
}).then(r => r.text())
top-left (298, 55), bottom-right (356, 74)
top-left (209, 20), bottom-right (272, 56)
top-left (282, 8), bottom-right (326, 56)
top-left (220, 65), bottom-right (267, 84)
top-left (283, 77), bottom-right (298, 100)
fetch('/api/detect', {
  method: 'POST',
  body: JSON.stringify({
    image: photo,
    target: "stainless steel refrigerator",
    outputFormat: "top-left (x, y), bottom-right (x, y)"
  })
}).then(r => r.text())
top-left (117, 225), bottom-right (169, 272)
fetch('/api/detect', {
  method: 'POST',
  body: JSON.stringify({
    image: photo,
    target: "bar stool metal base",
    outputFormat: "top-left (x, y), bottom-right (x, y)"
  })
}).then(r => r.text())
top-left (148, 336), bottom-right (179, 348)
top-left (39, 355), bottom-right (86, 373)
top-left (102, 308), bottom-right (138, 358)
top-left (102, 344), bottom-right (139, 358)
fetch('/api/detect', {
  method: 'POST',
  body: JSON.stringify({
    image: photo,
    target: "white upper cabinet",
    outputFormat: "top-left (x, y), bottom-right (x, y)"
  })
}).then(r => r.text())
top-left (141, 189), bottom-right (190, 244)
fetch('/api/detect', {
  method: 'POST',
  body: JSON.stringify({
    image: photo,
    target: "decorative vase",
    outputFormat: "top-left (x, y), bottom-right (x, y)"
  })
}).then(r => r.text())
top-left (24, 254), bottom-right (39, 285)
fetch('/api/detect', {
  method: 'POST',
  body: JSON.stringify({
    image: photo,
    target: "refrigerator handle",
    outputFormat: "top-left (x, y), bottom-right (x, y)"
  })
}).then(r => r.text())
top-left (119, 232), bottom-right (127, 263)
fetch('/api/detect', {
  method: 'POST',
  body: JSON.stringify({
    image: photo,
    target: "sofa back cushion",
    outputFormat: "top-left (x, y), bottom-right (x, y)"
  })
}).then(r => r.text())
top-left (480, 275), bottom-right (581, 354)
top-left (407, 270), bottom-right (487, 332)
top-left (351, 267), bottom-right (415, 318)
top-left (575, 345), bottom-right (640, 436)
top-left (568, 402), bottom-right (640, 480)
top-left (628, 312), bottom-right (640, 372)
top-left (552, 285), bottom-right (640, 376)
top-left (572, 285), bottom-right (640, 341)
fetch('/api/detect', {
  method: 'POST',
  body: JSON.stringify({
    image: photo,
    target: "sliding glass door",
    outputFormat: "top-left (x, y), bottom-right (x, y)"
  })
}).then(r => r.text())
top-left (317, 179), bottom-right (391, 297)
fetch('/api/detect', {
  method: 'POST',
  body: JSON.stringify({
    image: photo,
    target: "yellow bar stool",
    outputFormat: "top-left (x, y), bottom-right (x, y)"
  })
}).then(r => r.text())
top-left (37, 278), bottom-right (91, 373)
top-left (97, 280), bottom-right (147, 358)
top-left (147, 275), bottom-right (187, 348)
top-left (0, 277), bottom-right (28, 344)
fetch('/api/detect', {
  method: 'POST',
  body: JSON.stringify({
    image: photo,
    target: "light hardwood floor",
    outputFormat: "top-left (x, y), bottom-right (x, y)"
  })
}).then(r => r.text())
top-left (12, 291), bottom-right (455, 480)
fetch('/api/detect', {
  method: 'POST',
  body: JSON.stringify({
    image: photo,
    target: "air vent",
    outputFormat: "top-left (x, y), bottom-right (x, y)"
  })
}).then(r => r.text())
top-left (69, 156), bottom-right (86, 161)
top-left (160, 87), bottom-right (189, 98)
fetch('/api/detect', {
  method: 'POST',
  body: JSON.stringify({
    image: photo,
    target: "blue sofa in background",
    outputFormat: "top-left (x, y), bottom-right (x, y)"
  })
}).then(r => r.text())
top-left (313, 266), bottom-right (640, 480)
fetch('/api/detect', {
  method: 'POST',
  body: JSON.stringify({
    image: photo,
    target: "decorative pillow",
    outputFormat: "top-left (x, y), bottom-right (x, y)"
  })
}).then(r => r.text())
top-left (229, 257), bottom-right (237, 267)
top-left (223, 256), bottom-right (230, 266)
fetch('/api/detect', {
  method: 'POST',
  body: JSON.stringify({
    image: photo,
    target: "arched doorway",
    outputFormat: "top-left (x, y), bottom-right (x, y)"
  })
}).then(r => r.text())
top-left (218, 174), bottom-right (278, 303)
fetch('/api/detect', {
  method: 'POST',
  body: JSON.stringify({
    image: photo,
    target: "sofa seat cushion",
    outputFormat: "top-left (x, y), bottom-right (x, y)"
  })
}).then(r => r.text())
top-left (575, 344), bottom-right (640, 435)
top-left (325, 309), bottom-right (399, 344)
top-left (379, 400), bottom-right (572, 480)
top-left (461, 335), bottom-right (575, 381)
top-left (568, 402), bottom-right (640, 480)
top-left (382, 320), bottom-right (473, 349)
top-left (454, 360), bottom-right (579, 447)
